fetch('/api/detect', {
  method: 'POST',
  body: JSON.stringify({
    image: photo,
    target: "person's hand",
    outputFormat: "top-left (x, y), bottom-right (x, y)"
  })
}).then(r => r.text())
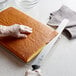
top-left (25, 69), bottom-right (42, 76)
top-left (0, 24), bottom-right (32, 38)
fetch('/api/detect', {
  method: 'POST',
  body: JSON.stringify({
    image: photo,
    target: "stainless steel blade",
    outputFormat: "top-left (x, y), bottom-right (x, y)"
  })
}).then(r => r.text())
top-left (31, 19), bottom-right (69, 69)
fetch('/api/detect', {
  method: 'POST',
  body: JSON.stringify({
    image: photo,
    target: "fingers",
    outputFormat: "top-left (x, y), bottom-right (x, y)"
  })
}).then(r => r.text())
top-left (19, 25), bottom-right (32, 34)
top-left (20, 29), bottom-right (32, 34)
top-left (15, 25), bottom-right (32, 38)
top-left (21, 25), bottom-right (32, 30)
top-left (25, 69), bottom-right (42, 76)
top-left (15, 33), bottom-right (28, 38)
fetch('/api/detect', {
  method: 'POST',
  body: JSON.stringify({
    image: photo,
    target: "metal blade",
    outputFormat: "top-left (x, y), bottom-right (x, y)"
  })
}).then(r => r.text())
top-left (31, 19), bottom-right (69, 70)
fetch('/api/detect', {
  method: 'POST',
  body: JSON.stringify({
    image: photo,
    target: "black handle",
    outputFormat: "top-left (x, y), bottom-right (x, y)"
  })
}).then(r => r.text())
top-left (32, 65), bottom-right (40, 70)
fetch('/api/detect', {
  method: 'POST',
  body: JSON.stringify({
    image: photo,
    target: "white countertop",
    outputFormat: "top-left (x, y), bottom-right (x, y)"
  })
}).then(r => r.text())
top-left (0, 0), bottom-right (76, 76)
